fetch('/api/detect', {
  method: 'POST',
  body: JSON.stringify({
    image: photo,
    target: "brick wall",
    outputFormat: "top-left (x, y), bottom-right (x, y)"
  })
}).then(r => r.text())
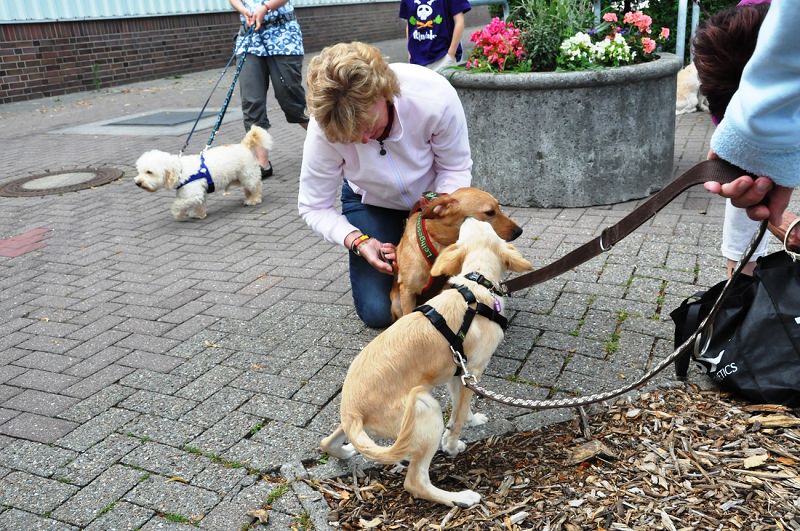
top-left (0, 4), bottom-right (490, 104)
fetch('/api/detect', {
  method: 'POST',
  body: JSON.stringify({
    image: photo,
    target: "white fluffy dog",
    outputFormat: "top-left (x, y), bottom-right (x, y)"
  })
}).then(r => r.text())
top-left (134, 125), bottom-right (272, 220)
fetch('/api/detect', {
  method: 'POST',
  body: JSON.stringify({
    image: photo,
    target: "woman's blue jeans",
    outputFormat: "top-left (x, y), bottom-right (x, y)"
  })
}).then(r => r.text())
top-left (341, 181), bottom-right (408, 328)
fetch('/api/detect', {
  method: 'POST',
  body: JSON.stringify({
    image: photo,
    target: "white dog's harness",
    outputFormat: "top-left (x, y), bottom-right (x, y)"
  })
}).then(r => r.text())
top-left (177, 154), bottom-right (215, 193)
top-left (414, 273), bottom-right (507, 377)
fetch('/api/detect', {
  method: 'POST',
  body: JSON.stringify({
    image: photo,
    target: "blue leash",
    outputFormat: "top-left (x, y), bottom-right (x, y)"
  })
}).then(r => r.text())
top-left (180, 26), bottom-right (254, 156)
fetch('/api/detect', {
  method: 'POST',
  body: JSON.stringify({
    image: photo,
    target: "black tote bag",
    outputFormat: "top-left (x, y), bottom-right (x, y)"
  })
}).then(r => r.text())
top-left (671, 250), bottom-right (800, 406)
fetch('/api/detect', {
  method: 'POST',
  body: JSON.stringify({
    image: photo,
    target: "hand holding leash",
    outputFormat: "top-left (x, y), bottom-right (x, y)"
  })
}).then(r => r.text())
top-left (704, 150), bottom-right (793, 227)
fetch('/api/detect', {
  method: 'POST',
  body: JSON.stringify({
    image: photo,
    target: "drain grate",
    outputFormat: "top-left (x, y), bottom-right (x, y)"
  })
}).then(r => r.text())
top-left (0, 168), bottom-right (124, 197)
top-left (106, 110), bottom-right (215, 127)
top-left (54, 107), bottom-right (242, 136)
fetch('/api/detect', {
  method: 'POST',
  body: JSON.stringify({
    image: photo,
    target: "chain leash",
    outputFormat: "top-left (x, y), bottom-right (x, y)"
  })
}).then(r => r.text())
top-left (456, 220), bottom-right (768, 410)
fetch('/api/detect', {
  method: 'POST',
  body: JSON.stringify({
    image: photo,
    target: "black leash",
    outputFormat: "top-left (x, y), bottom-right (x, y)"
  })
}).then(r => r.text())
top-left (180, 26), bottom-right (254, 156)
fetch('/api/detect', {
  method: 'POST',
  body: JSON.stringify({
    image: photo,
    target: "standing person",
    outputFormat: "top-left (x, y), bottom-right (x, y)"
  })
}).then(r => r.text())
top-left (692, 0), bottom-right (772, 277)
top-left (229, 0), bottom-right (309, 180)
top-left (703, 0), bottom-right (800, 232)
top-left (399, 0), bottom-right (471, 71)
top-left (298, 42), bottom-right (472, 328)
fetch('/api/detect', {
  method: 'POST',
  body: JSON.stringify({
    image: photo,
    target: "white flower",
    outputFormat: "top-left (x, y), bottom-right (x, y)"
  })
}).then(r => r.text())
top-left (592, 33), bottom-right (632, 65)
top-left (559, 32), bottom-right (594, 66)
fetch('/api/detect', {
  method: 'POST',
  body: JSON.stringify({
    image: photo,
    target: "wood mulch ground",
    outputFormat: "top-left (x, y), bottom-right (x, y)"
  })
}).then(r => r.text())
top-left (310, 385), bottom-right (800, 530)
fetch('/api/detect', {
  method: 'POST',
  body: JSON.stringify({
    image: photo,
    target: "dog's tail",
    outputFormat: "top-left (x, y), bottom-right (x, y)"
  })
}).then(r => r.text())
top-left (242, 125), bottom-right (274, 152)
top-left (343, 385), bottom-right (427, 464)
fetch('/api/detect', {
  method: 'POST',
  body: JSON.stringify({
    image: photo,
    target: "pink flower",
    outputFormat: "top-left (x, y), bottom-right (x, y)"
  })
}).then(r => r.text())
top-left (468, 18), bottom-right (524, 70)
top-left (641, 37), bottom-right (656, 54)
top-left (623, 11), bottom-right (652, 33)
top-left (660, 27), bottom-right (670, 39)
top-left (602, 13), bottom-right (618, 22)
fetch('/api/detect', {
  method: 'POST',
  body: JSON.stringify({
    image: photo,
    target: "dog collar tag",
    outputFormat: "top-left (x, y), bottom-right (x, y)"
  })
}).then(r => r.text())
top-left (493, 297), bottom-right (502, 313)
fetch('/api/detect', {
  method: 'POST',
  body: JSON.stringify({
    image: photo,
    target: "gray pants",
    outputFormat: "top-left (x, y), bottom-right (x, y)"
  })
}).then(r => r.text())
top-left (238, 54), bottom-right (308, 131)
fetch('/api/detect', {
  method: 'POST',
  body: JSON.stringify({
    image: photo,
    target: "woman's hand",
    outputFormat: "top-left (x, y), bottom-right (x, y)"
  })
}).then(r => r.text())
top-left (253, 4), bottom-right (271, 29)
top-left (704, 150), bottom-right (793, 227)
top-left (358, 239), bottom-right (395, 275)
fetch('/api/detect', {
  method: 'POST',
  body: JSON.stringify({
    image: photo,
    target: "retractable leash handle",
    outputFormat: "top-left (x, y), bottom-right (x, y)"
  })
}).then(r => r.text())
top-left (501, 159), bottom-right (756, 293)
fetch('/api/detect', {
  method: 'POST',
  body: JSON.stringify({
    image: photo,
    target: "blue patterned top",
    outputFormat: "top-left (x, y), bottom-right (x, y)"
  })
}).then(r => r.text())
top-left (233, 0), bottom-right (304, 57)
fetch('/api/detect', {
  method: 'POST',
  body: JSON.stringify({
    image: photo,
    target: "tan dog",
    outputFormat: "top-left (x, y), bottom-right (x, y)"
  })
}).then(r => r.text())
top-left (321, 219), bottom-right (532, 507)
top-left (390, 187), bottom-right (522, 321)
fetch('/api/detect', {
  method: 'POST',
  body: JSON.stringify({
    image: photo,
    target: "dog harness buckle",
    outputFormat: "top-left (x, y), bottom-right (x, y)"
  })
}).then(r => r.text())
top-left (450, 345), bottom-right (476, 386)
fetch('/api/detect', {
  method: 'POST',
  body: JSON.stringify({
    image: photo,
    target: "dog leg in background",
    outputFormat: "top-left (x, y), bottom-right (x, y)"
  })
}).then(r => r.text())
top-left (446, 377), bottom-right (487, 430)
top-left (441, 378), bottom-right (486, 456)
top-left (399, 286), bottom-right (420, 317)
top-left (320, 426), bottom-right (356, 460)
top-left (402, 391), bottom-right (482, 507)
top-left (389, 283), bottom-right (404, 322)
top-left (242, 173), bottom-right (263, 206)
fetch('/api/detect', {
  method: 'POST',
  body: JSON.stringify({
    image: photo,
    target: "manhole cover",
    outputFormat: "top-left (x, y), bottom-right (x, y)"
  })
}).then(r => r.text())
top-left (0, 168), bottom-right (123, 197)
top-left (107, 110), bottom-right (215, 127)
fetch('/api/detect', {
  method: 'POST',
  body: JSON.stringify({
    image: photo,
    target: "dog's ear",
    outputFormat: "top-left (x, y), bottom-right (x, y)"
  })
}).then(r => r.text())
top-left (503, 243), bottom-right (533, 273)
top-left (162, 155), bottom-right (183, 189)
top-left (164, 167), bottom-right (180, 189)
top-left (431, 243), bottom-right (466, 277)
top-left (421, 196), bottom-right (459, 220)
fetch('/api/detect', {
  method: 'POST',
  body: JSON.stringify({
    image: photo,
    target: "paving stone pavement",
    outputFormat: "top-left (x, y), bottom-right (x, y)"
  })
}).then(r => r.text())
top-left (1, 33), bottom-right (795, 529)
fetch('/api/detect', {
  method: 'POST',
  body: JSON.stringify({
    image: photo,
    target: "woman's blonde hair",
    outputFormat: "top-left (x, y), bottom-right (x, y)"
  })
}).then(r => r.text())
top-left (306, 42), bottom-right (401, 144)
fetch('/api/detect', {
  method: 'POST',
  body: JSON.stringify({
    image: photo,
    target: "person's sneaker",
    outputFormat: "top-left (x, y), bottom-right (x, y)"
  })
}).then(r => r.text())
top-left (260, 162), bottom-right (273, 180)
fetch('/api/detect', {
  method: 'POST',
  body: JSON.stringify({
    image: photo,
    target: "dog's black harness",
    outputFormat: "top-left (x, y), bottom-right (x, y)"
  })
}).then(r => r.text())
top-left (177, 153), bottom-right (215, 193)
top-left (414, 273), bottom-right (507, 376)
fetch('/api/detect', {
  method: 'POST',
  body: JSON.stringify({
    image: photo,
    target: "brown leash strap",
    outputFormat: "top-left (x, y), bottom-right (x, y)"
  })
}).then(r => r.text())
top-left (501, 159), bottom-right (751, 294)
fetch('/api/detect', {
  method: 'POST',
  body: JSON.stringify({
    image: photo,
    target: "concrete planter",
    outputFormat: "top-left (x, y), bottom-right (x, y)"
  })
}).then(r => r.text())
top-left (446, 53), bottom-right (682, 208)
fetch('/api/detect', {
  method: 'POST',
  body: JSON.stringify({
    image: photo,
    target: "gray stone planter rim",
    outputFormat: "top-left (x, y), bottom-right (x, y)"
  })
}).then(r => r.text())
top-left (446, 53), bottom-right (681, 90)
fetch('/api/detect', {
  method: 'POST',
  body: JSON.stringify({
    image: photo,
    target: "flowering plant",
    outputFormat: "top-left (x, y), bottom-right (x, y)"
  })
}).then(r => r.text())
top-left (465, 18), bottom-right (527, 72)
top-left (557, 10), bottom-right (670, 70)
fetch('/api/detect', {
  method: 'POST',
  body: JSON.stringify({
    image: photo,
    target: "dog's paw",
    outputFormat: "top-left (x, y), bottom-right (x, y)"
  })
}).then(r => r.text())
top-left (441, 431), bottom-right (466, 456)
top-left (451, 489), bottom-right (481, 508)
top-left (244, 197), bottom-right (262, 206)
top-left (327, 443), bottom-right (357, 460)
top-left (466, 412), bottom-right (488, 427)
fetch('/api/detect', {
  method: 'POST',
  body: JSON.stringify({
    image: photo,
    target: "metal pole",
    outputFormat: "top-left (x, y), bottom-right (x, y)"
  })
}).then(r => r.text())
top-left (593, 0), bottom-right (601, 24)
top-left (676, 0), bottom-right (688, 64)
top-left (689, 0), bottom-right (701, 62)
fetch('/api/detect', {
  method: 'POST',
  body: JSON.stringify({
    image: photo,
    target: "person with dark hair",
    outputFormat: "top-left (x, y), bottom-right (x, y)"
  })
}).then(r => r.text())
top-left (692, 0), bottom-right (774, 276)
top-left (703, 0), bottom-right (800, 235)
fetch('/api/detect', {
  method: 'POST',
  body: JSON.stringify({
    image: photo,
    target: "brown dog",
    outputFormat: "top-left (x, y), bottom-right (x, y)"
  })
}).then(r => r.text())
top-left (390, 187), bottom-right (522, 321)
top-left (320, 219), bottom-right (533, 507)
